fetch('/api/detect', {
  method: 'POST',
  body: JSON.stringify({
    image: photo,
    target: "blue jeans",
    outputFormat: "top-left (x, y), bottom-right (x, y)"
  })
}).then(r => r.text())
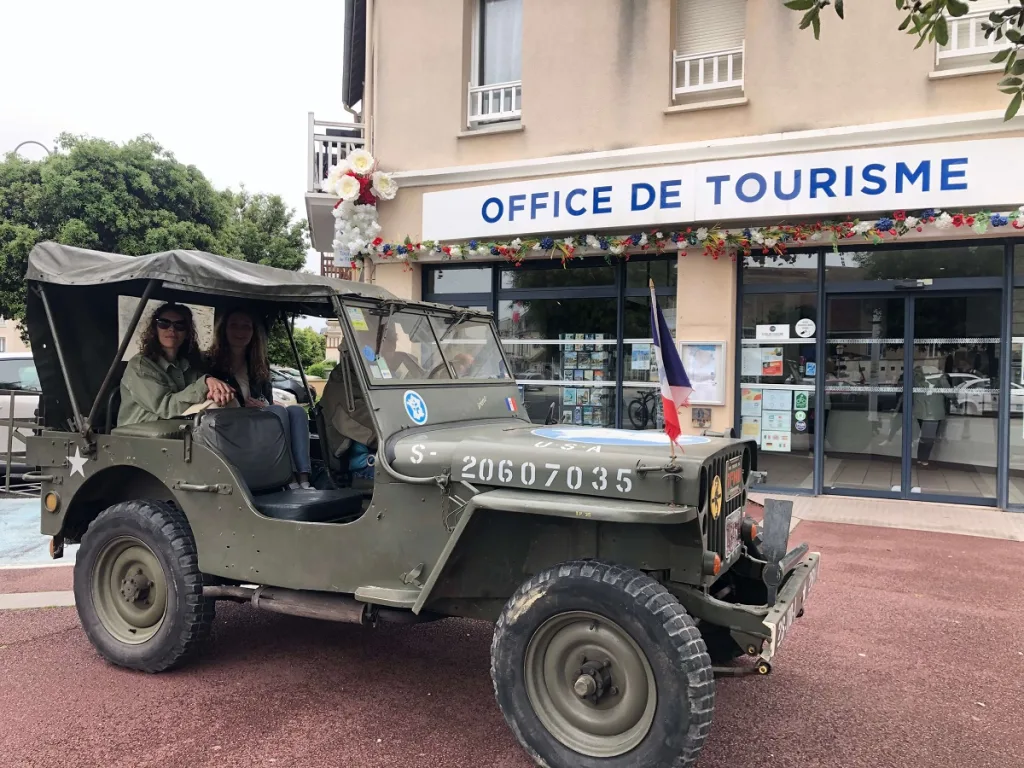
top-left (265, 404), bottom-right (311, 475)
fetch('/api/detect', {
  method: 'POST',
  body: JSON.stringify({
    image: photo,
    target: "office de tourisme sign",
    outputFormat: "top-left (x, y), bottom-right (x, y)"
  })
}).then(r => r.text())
top-left (420, 137), bottom-right (1023, 241)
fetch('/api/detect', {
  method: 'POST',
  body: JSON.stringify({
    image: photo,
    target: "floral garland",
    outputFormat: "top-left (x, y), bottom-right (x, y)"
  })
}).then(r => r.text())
top-left (323, 150), bottom-right (398, 268)
top-left (351, 207), bottom-right (1024, 269)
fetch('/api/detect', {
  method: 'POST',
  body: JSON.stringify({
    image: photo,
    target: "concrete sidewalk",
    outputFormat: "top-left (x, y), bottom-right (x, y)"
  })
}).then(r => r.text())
top-left (749, 491), bottom-right (1024, 542)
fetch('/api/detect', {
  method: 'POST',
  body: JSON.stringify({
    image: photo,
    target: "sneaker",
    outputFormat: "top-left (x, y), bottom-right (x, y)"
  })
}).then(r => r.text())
top-left (300, 481), bottom-right (312, 490)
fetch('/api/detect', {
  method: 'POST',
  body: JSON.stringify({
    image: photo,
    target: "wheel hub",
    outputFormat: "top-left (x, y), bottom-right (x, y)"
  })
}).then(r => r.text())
top-left (119, 569), bottom-right (153, 604)
top-left (524, 611), bottom-right (657, 758)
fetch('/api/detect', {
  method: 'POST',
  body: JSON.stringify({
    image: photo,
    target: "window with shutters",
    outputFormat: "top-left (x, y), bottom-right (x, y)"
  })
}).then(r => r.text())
top-left (467, 0), bottom-right (523, 129)
top-left (672, 0), bottom-right (746, 101)
top-left (933, 0), bottom-right (1013, 75)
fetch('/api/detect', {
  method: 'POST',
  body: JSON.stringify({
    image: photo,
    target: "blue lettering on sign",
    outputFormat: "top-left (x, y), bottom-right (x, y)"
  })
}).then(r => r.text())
top-left (530, 192), bottom-right (549, 219)
top-left (593, 186), bottom-right (613, 214)
top-left (530, 427), bottom-right (711, 447)
top-left (509, 194), bottom-right (526, 221)
top-left (896, 160), bottom-right (930, 193)
top-left (736, 173), bottom-right (767, 203)
top-left (775, 170), bottom-right (801, 201)
top-left (566, 188), bottom-right (587, 216)
top-left (707, 174), bottom-right (730, 205)
top-left (660, 179), bottom-right (682, 209)
top-left (861, 163), bottom-right (887, 196)
top-left (631, 183), bottom-right (656, 211)
top-left (482, 197), bottom-right (503, 223)
top-left (810, 168), bottom-right (837, 198)
top-left (941, 158), bottom-right (968, 190)
top-left (403, 390), bottom-right (428, 426)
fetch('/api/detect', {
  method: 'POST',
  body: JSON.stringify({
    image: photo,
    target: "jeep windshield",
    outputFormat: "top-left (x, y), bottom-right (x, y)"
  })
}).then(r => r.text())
top-left (342, 303), bottom-right (512, 383)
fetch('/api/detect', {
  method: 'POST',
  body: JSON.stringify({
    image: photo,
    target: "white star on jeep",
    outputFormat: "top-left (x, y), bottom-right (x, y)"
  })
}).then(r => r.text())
top-left (68, 447), bottom-right (88, 478)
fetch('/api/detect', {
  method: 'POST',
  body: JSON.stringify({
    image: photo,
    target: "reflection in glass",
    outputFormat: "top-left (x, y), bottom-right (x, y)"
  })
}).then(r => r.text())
top-left (498, 298), bottom-right (617, 338)
top-left (742, 251), bottom-right (819, 285)
top-left (500, 264), bottom-right (615, 290)
top-left (427, 266), bottom-right (492, 294)
top-left (626, 259), bottom-right (677, 289)
top-left (825, 245), bottom-right (1003, 282)
top-left (346, 306), bottom-right (450, 381)
top-left (907, 294), bottom-right (1000, 498)
top-left (823, 297), bottom-right (905, 492)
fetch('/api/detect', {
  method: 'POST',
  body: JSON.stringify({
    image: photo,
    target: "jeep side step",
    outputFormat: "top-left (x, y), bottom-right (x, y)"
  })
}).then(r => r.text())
top-left (203, 585), bottom-right (435, 625)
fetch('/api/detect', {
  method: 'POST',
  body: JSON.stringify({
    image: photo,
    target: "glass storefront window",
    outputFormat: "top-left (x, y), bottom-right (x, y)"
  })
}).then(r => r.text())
top-left (625, 294), bottom-right (676, 337)
top-left (626, 259), bottom-right (678, 289)
top-left (741, 292), bottom-right (817, 489)
top-left (498, 298), bottom-right (617, 338)
top-left (500, 263), bottom-right (615, 289)
top-left (825, 245), bottom-right (1004, 282)
top-left (427, 266), bottom-right (492, 294)
top-left (1007, 287), bottom-right (1024, 504)
top-left (743, 251), bottom-right (819, 285)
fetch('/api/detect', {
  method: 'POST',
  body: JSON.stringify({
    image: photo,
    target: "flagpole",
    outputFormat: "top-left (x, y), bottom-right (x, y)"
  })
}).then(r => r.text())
top-left (651, 279), bottom-right (677, 461)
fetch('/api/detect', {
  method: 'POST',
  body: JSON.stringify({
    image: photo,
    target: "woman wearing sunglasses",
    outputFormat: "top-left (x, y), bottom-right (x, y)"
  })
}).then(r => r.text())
top-left (206, 307), bottom-right (313, 489)
top-left (117, 302), bottom-right (235, 426)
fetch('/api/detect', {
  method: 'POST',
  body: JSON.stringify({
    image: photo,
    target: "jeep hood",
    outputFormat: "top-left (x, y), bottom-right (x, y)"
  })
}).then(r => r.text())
top-left (387, 420), bottom-right (753, 507)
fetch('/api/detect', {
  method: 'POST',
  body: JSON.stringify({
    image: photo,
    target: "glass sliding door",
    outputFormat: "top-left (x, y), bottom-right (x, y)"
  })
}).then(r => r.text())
top-left (823, 296), bottom-right (906, 494)
top-left (908, 294), bottom-right (1000, 499)
top-left (823, 291), bottom-right (1002, 501)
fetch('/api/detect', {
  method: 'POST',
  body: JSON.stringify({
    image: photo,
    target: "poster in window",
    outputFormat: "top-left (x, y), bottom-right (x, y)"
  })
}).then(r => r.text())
top-left (631, 345), bottom-right (651, 371)
top-left (741, 415), bottom-right (762, 443)
top-left (763, 410), bottom-right (791, 431)
top-left (741, 347), bottom-right (762, 377)
top-left (762, 389), bottom-right (793, 412)
top-left (741, 388), bottom-right (763, 417)
top-left (761, 347), bottom-right (784, 377)
top-left (760, 431), bottom-right (792, 452)
top-left (679, 341), bottom-right (726, 405)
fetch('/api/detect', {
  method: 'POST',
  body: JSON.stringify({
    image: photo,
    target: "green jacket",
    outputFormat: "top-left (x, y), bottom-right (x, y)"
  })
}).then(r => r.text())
top-left (117, 354), bottom-right (210, 426)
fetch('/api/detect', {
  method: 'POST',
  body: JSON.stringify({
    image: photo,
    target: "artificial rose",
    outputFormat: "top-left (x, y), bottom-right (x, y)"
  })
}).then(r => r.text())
top-left (371, 171), bottom-right (398, 201)
top-left (337, 174), bottom-right (361, 202)
top-left (347, 148), bottom-right (375, 175)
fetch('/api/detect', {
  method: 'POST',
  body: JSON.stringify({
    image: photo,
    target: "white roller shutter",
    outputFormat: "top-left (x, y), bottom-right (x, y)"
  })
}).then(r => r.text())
top-left (675, 0), bottom-right (746, 56)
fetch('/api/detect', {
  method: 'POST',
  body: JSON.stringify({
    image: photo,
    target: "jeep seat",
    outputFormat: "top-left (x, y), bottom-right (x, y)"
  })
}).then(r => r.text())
top-left (111, 419), bottom-right (189, 440)
top-left (253, 488), bottom-right (364, 523)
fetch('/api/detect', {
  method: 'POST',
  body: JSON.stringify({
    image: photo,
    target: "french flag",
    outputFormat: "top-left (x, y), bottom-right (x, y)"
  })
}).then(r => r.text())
top-left (650, 281), bottom-right (692, 446)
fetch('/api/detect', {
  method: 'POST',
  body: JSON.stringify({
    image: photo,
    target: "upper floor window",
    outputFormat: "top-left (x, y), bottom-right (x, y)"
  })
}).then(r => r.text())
top-left (933, 0), bottom-right (1012, 75)
top-left (672, 0), bottom-right (746, 102)
top-left (468, 0), bottom-right (523, 128)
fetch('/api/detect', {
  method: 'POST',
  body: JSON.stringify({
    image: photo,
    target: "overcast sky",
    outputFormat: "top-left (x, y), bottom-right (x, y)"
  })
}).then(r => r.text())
top-left (1, 0), bottom-right (353, 329)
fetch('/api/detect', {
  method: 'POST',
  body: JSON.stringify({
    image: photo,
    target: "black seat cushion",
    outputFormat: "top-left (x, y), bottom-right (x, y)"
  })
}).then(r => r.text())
top-left (254, 488), bottom-right (365, 523)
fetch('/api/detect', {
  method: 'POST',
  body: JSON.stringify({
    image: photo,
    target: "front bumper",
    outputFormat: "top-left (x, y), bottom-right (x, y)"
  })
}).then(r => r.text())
top-left (760, 551), bottom-right (820, 663)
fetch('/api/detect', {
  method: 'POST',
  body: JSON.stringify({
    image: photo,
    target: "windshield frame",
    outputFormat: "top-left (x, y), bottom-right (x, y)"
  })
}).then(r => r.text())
top-left (337, 299), bottom-right (514, 387)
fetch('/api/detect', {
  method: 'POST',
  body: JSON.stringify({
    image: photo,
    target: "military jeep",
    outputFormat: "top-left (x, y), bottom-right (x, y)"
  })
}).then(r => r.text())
top-left (23, 242), bottom-right (820, 768)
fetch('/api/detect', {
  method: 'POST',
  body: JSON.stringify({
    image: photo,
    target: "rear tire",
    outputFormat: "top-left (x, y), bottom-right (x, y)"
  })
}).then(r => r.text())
top-left (73, 499), bottom-right (214, 673)
top-left (491, 560), bottom-right (715, 768)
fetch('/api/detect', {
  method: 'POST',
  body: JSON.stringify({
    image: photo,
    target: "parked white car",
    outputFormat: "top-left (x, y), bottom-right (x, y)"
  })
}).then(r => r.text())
top-left (0, 352), bottom-right (41, 478)
top-left (956, 377), bottom-right (1024, 415)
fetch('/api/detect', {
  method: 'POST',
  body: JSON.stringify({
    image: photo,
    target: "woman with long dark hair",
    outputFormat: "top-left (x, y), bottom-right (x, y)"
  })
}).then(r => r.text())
top-left (206, 308), bottom-right (312, 489)
top-left (118, 302), bottom-right (234, 426)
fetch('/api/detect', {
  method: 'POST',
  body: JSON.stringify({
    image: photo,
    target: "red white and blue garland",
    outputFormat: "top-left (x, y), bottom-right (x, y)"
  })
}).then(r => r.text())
top-left (357, 208), bottom-right (1024, 269)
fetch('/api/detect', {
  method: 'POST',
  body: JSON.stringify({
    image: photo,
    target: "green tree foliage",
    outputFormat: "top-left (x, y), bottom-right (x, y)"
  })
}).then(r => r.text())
top-left (785, 0), bottom-right (1024, 119)
top-left (267, 323), bottom-right (327, 369)
top-left (0, 133), bottom-right (309, 329)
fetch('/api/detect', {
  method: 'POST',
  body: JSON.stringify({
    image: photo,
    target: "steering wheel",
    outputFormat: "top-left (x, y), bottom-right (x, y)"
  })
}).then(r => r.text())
top-left (427, 361), bottom-right (450, 379)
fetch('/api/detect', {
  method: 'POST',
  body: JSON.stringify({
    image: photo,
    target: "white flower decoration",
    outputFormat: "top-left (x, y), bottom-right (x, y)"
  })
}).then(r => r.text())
top-left (696, 227), bottom-right (709, 241)
top-left (347, 149), bottom-right (375, 175)
top-left (750, 229), bottom-right (765, 244)
top-left (449, 245), bottom-right (462, 258)
top-left (336, 174), bottom-right (361, 203)
top-left (764, 236), bottom-right (778, 248)
top-left (904, 216), bottom-right (920, 228)
top-left (655, 231), bottom-right (664, 240)
top-left (935, 212), bottom-right (954, 229)
top-left (586, 235), bottom-right (601, 250)
top-left (610, 244), bottom-right (625, 255)
top-left (532, 242), bottom-right (543, 251)
top-left (371, 171), bottom-right (398, 201)
top-left (675, 239), bottom-right (686, 250)
top-left (638, 233), bottom-right (648, 247)
top-left (510, 237), bottom-right (523, 249)
top-left (853, 221), bottom-right (874, 234)
top-left (562, 237), bottom-right (575, 248)
top-left (810, 231), bottom-right (823, 241)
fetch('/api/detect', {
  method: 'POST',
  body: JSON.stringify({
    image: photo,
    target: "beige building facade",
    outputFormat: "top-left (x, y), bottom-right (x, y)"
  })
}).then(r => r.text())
top-left (306, 0), bottom-right (1024, 510)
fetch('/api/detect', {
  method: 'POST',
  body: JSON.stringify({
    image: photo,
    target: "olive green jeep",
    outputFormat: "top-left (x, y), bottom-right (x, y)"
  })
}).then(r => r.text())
top-left (23, 242), bottom-right (820, 768)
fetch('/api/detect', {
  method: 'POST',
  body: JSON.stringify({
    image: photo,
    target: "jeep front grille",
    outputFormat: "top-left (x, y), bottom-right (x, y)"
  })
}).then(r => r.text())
top-left (706, 449), bottom-right (745, 559)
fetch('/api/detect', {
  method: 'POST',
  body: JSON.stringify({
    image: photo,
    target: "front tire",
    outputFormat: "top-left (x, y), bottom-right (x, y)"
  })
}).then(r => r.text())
top-left (73, 499), bottom-right (214, 673)
top-left (491, 560), bottom-right (715, 768)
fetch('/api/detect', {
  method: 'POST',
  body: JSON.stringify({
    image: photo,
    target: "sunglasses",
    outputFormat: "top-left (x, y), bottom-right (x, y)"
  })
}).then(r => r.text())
top-left (155, 318), bottom-right (188, 332)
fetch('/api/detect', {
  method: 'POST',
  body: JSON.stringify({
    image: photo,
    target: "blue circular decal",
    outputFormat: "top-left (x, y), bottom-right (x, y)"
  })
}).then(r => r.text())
top-left (362, 344), bottom-right (376, 362)
top-left (530, 427), bottom-right (711, 446)
top-left (403, 390), bottom-right (428, 425)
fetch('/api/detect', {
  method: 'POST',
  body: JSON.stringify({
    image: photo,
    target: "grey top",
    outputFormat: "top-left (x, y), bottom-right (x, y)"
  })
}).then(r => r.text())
top-left (26, 242), bottom-right (397, 304)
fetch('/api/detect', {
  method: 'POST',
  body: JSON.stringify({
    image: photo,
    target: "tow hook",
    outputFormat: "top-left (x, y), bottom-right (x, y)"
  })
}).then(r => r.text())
top-left (712, 660), bottom-right (772, 678)
top-left (49, 535), bottom-right (64, 560)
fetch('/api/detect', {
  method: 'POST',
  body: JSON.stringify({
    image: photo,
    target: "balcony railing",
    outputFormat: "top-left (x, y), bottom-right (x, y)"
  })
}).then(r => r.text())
top-left (936, 10), bottom-right (1011, 64)
top-left (307, 112), bottom-right (366, 193)
top-left (672, 44), bottom-right (744, 97)
top-left (467, 80), bottom-right (522, 128)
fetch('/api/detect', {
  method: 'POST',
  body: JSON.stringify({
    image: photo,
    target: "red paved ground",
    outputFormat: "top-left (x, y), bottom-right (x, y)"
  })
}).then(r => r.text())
top-left (1, 521), bottom-right (1022, 768)
top-left (0, 565), bottom-right (73, 594)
